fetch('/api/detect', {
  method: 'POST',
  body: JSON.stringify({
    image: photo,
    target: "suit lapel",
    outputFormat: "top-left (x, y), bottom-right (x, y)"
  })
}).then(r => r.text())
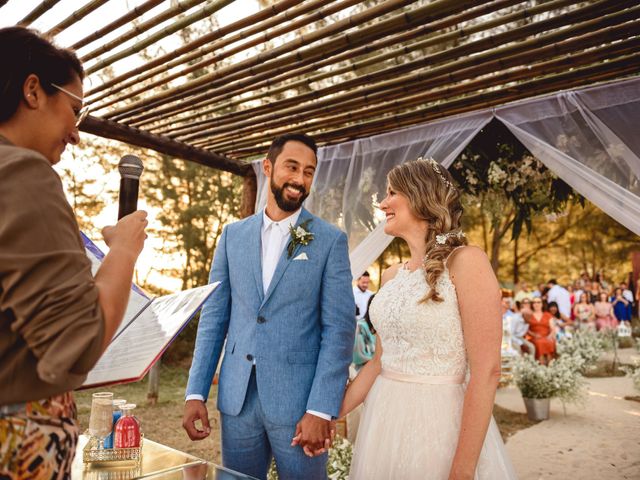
top-left (247, 213), bottom-right (264, 304)
top-left (261, 208), bottom-right (313, 306)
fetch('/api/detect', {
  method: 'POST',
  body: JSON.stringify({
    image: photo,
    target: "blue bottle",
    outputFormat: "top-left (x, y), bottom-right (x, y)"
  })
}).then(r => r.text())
top-left (103, 399), bottom-right (126, 449)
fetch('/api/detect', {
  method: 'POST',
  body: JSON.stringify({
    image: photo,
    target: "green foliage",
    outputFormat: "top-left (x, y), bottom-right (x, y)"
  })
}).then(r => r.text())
top-left (143, 155), bottom-right (242, 363)
top-left (451, 121), bottom-right (582, 242)
top-left (144, 155), bottom-right (242, 290)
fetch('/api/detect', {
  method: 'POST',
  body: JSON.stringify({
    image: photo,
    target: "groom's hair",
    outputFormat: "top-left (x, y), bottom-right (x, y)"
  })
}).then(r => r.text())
top-left (266, 133), bottom-right (318, 165)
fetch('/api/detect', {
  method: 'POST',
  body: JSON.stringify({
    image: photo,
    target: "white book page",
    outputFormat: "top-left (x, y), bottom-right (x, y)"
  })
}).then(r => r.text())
top-left (82, 283), bottom-right (219, 387)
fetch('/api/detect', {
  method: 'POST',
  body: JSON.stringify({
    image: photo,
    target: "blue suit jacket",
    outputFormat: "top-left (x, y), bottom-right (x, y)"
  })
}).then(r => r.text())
top-left (186, 208), bottom-right (355, 425)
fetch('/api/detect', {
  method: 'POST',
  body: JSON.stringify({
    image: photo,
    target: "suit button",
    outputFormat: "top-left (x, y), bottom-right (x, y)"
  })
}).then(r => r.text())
top-left (246, 354), bottom-right (254, 362)
top-left (257, 316), bottom-right (266, 324)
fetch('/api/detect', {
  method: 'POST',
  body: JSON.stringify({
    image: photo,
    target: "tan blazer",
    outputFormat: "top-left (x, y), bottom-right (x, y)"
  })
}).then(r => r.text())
top-left (0, 136), bottom-right (104, 404)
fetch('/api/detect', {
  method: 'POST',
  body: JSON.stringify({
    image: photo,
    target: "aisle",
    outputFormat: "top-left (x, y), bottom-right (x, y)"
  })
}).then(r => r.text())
top-left (496, 374), bottom-right (640, 479)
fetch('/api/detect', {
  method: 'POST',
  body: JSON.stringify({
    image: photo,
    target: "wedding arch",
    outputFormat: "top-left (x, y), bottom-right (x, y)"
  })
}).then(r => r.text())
top-left (252, 76), bottom-right (640, 278)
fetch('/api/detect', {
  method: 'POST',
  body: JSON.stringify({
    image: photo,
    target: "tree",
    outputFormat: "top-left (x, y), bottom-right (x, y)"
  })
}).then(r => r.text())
top-left (451, 120), bottom-right (582, 274)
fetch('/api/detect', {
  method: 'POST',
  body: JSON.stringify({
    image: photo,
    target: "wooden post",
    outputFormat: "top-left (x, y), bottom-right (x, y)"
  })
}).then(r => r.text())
top-left (241, 169), bottom-right (258, 218)
top-left (147, 361), bottom-right (160, 405)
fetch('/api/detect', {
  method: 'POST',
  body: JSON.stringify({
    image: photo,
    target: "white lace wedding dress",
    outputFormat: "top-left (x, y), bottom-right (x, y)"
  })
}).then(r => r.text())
top-left (349, 266), bottom-right (517, 479)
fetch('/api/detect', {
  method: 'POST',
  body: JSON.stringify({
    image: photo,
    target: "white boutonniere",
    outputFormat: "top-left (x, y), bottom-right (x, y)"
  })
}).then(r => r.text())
top-left (287, 219), bottom-right (314, 258)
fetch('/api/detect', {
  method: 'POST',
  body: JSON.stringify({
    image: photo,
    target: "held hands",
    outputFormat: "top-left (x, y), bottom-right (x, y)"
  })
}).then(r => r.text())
top-left (102, 210), bottom-right (148, 259)
top-left (290, 413), bottom-right (336, 457)
top-left (182, 400), bottom-right (211, 441)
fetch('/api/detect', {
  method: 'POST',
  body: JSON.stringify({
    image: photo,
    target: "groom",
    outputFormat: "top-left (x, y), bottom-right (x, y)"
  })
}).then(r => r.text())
top-left (183, 133), bottom-right (355, 479)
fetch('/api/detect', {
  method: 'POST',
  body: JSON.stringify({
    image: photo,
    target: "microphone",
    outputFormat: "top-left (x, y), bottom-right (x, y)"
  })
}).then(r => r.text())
top-left (117, 155), bottom-right (144, 220)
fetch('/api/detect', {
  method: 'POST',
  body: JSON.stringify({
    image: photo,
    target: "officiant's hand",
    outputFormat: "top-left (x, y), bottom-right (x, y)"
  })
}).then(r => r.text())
top-left (290, 413), bottom-right (331, 457)
top-left (102, 210), bottom-right (148, 258)
top-left (183, 400), bottom-right (211, 441)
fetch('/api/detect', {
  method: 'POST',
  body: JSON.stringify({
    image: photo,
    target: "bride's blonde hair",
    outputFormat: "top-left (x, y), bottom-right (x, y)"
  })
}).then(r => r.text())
top-left (387, 158), bottom-right (467, 303)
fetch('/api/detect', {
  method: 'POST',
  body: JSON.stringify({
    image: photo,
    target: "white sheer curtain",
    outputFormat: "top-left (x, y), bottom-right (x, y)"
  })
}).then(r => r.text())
top-left (252, 76), bottom-right (640, 278)
top-left (253, 110), bottom-right (492, 278)
top-left (495, 76), bottom-right (640, 236)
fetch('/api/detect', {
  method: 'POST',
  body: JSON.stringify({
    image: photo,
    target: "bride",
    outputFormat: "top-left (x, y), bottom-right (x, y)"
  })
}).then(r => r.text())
top-left (341, 159), bottom-right (517, 479)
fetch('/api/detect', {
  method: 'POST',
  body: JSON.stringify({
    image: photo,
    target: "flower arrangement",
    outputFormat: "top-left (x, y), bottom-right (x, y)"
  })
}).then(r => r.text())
top-left (621, 361), bottom-right (640, 392)
top-left (556, 329), bottom-right (606, 372)
top-left (267, 435), bottom-right (353, 480)
top-left (512, 354), bottom-right (587, 405)
top-left (327, 436), bottom-right (353, 480)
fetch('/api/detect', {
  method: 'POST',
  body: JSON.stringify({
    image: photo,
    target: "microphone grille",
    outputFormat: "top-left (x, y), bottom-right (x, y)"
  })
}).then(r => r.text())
top-left (118, 155), bottom-right (144, 179)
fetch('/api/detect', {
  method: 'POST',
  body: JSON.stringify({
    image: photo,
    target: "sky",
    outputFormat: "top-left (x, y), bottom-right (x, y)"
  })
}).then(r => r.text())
top-left (1, 0), bottom-right (261, 292)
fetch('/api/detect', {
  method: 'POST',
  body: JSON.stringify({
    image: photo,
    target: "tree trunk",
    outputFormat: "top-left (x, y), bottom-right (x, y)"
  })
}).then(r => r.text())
top-left (241, 170), bottom-right (257, 219)
top-left (513, 235), bottom-right (519, 285)
top-left (490, 227), bottom-right (501, 272)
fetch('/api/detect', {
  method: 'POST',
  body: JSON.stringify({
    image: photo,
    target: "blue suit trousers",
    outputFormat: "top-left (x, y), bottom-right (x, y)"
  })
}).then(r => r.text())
top-left (220, 368), bottom-right (328, 480)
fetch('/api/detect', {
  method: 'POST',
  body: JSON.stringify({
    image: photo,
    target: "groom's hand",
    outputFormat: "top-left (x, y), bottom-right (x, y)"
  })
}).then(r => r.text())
top-left (291, 413), bottom-right (331, 457)
top-left (182, 400), bottom-right (211, 441)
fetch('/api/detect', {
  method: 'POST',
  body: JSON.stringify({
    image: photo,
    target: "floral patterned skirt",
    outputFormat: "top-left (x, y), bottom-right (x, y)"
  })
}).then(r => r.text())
top-left (0, 392), bottom-right (78, 480)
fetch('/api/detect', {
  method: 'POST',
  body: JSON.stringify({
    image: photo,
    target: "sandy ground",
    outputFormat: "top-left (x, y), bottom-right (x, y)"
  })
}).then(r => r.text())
top-left (496, 348), bottom-right (640, 480)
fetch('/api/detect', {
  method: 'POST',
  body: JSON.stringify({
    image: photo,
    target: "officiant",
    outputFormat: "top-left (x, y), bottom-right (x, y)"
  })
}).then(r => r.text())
top-left (0, 26), bottom-right (147, 478)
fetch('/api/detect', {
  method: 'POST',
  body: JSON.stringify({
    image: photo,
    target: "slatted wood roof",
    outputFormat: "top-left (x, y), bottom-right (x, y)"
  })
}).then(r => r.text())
top-left (4, 0), bottom-right (639, 176)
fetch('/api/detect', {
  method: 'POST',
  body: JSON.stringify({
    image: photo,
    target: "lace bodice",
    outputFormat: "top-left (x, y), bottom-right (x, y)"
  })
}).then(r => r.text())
top-left (369, 266), bottom-right (467, 377)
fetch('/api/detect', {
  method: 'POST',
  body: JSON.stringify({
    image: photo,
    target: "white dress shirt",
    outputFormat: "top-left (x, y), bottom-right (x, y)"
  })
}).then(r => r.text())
top-left (188, 209), bottom-right (330, 420)
top-left (261, 208), bottom-right (301, 294)
top-left (353, 286), bottom-right (373, 319)
top-left (547, 284), bottom-right (571, 318)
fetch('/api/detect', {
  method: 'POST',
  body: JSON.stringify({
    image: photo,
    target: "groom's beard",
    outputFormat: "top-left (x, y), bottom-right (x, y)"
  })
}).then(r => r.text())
top-left (271, 178), bottom-right (309, 212)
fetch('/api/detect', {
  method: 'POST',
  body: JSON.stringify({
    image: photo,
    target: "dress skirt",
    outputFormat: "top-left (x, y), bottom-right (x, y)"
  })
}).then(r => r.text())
top-left (349, 372), bottom-right (517, 480)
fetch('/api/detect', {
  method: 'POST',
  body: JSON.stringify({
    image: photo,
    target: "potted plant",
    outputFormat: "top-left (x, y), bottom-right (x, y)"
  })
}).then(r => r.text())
top-left (512, 354), bottom-right (587, 421)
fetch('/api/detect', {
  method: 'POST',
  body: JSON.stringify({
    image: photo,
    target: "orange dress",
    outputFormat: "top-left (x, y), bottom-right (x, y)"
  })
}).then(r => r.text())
top-left (527, 312), bottom-right (556, 359)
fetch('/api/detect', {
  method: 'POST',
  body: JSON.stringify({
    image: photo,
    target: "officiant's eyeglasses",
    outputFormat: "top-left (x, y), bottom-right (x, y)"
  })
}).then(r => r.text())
top-left (51, 83), bottom-right (90, 127)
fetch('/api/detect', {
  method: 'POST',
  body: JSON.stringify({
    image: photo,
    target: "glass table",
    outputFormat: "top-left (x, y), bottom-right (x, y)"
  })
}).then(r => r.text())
top-left (72, 435), bottom-right (258, 479)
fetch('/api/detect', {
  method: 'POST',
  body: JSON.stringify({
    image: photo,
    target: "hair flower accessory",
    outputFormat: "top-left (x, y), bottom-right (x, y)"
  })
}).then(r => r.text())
top-left (435, 231), bottom-right (466, 245)
top-left (418, 156), bottom-right (453, 188)
top-left (287, 219), bottom-right (314, 258)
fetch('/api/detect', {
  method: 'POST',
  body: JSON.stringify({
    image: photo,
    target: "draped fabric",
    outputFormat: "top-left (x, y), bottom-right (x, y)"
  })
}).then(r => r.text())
top-left (252, 110), bottom-right (492, 278)
top-left (252, 76), bottom-right (640, 279)
top-left (495, 76), bottom-right (640, 237)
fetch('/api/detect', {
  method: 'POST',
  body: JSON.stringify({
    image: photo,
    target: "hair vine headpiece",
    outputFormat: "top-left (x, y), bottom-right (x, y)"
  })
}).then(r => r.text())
top-left (422, 230), bottom-right (466, 266)
top-left (418, 156), bottom-right (453, 189)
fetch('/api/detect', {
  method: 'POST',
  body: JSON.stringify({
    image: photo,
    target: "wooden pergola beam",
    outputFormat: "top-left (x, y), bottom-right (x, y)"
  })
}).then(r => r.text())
top-left (183, 4), bottom-right (638, 145)
top-left (116, 0), bottom-right (624, 128)
top-left (80, 116), bottom-right (251, 176)
top-left (197, 34), bottom-right (639, 150)
top-left (105, 0), bottom-right (472, 122)
top-left (219, 57), bottom-right (640, 157)
top-left (145, 0), bottom-right (527, 133)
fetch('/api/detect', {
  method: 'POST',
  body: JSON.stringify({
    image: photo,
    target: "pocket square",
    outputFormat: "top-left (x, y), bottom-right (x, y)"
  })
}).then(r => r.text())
top-left (293, 252), bottom-right (309, 261)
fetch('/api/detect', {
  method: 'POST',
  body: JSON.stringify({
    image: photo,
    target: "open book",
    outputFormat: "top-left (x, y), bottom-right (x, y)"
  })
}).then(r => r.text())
top-left (80, 233), bottom-right (219, 389)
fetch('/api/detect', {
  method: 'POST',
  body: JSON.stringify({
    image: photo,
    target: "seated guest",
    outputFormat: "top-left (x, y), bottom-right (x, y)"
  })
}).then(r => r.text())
top-left (526, 298), bottom-right (556, 365)
top-left (353, 295), bottom-right (376, 371)
top-left (504, 298), bottom-right (535, 357)
top-left (546, 279), bottom-right (572, 322)
top-left (588, 281), bottom-right (601, 304)
top-left (620, 282), bottom-right (634, 324)
top-left (0, 27), bottom-right (147, 477)
top-left (573, 293), bottom-right (595, 330)
top-left (594, 292), bottom-right (618, 331)
top-left (547, 301), bottom-right (572, 340)
top-left (611, 288), bottom-right (630, 326)
top-left (514, 282), bottom-right (534, 303)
